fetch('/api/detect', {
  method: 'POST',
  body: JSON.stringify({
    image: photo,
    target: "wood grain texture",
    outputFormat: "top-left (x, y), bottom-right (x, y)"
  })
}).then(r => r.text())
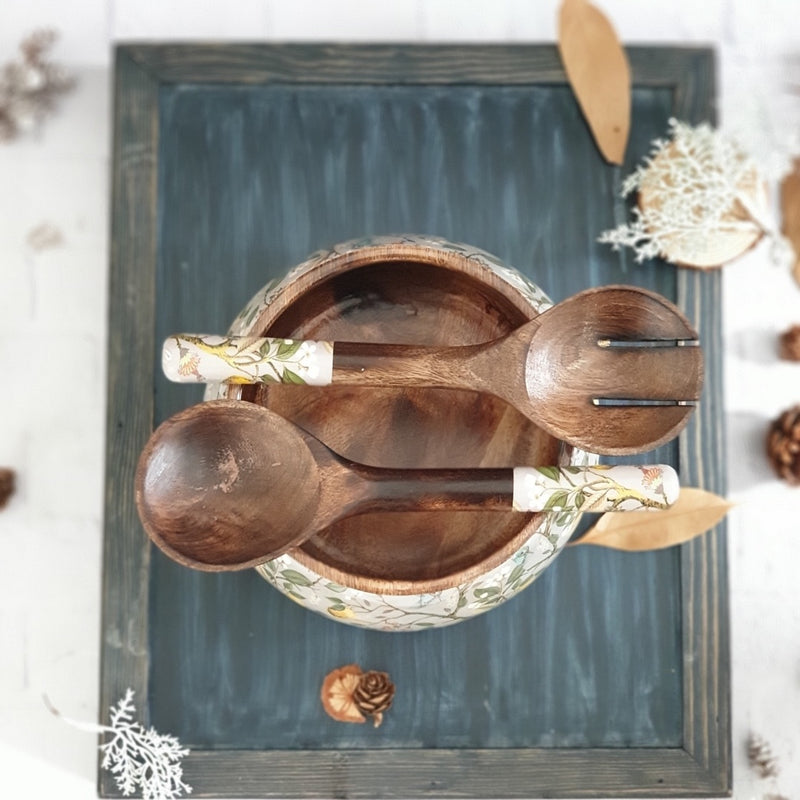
top-left (102, 44), bottom-right (729, 797)
top-left (99, 49), bottom-right (160, 798)
top-left (135, 399), bottom-right (517, 572)
top-left (329, 285), bottom-right (702, 455)
top-left (124, 42), bottom-right (709, 89)
top-left (673, 49), bottom-right (731, 793)
top-left (174, 747), bottom-right (720, 798)
top-left (242, 242), bottom-right (563, 591)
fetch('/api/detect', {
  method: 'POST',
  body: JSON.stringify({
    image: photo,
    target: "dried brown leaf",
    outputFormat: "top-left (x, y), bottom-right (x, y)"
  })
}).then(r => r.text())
top-left (575, 487), bottom-right (732, 551)
top-left (26, 221), bottom-right (64, 252)
top-left (778, 324), bottom-right (800, 361)
top-left (558, 0), bottom-right (631, 164)
top-left (781, 158), bottom-right (800, 286)
top-left (0, 468), bottom-right (15, 510)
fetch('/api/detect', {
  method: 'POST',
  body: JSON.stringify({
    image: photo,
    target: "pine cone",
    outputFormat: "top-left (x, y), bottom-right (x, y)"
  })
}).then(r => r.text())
top-left (0, 468), bottom-right (15, 510)
top-left (766, 405), bottom-right (800, 485)
top-left (779, 325), bottom-right (800, 361)
top-left (353, 671), bottom-right (395, 727)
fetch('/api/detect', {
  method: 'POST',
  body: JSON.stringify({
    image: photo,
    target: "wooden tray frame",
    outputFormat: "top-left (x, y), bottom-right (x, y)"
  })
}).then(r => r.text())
top-left (100, 44), bottom-right (729, 797)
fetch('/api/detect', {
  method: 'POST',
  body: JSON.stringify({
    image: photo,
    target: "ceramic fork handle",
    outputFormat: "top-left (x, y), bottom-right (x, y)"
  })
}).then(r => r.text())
top-left (162, 334), bottom-right (479, 390)
top-left (511, 464), bottom-right (679, 512)
top-left (162, 334), bottom-right (335, 386)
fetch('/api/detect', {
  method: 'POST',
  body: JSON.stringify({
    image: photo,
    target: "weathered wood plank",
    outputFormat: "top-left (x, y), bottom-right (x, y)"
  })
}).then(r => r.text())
top-left (175, 747), bottom-right (727, 798)
top-left (122, 42), bottom-right (713, 89)
top-left (673, 48), bottom-right (731, 794)
top-left (99, 48), bottom-right (159, 797)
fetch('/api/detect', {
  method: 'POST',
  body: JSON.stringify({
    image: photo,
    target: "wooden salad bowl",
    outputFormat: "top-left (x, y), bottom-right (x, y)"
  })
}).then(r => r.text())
top-left (208, 236), bottom-right (591, 607)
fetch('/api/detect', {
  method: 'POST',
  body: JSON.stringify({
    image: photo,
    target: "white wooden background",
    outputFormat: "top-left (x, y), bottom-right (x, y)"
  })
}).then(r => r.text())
top-left (0, 1), bottom-right (798, 798)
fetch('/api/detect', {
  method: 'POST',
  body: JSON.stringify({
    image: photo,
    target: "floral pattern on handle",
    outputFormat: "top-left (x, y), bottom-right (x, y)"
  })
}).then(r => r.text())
top-left (512, 464), bottom-right (679, 513)
top-left (163, 334), bottom-right (334, 386)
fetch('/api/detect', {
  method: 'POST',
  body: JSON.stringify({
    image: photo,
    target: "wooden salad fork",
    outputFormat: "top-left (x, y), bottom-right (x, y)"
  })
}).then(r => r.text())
top-left (163, 285), bottom-right (703, 454)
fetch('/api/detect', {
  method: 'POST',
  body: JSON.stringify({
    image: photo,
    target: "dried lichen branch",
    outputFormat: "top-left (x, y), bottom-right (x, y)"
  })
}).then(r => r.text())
top-left (599, 118), bottom-right (790, 268)
top-left (0, 29), bottom-right (75, 141)
top-left (45, 690), bottom-right (192, 799)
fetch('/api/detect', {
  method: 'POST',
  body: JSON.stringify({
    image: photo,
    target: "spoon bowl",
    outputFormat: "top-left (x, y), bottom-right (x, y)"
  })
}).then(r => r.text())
top-left (136, 400), bottom-right (322, 569)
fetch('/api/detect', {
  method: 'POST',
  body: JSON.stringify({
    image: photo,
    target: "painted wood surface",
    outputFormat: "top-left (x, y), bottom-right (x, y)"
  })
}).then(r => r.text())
top-left (101, 45), bottom-right (728, 797)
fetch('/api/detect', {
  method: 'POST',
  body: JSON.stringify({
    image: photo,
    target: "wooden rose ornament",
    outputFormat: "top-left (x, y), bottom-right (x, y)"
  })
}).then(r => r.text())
top-left (321, 665), bottom-right (395, 728)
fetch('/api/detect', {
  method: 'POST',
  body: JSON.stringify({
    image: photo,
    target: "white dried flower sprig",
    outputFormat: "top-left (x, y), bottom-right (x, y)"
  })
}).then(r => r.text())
top-left (45, 689), bottom-right (192, 799)
top-left (747, 732), bottom-right (781, 779)
top-left (599, 118), bottom-right (791, 268)
top-left (0, 29), bottom-right (75, 141)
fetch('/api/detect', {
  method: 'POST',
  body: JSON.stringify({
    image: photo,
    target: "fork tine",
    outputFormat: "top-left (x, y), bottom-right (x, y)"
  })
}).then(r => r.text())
top-left (592, 398), bottom-right (696, 407)
top-left (597, 338), bottom-right (700, 348)
top-left (585, 342), bottom-right (703, 402)
top-left (575, 403), bottom-right (696, 454)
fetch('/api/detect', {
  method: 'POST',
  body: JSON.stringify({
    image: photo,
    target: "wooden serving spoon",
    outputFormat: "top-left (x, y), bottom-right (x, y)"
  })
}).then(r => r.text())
top-left (163, 285), bottom-right (702, 455)
top-left (136, 400), bottom-right (679, 571)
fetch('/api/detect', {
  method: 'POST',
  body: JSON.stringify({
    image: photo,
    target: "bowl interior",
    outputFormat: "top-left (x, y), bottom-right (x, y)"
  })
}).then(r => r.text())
top-left (240, 253), bottom-right (568, 594)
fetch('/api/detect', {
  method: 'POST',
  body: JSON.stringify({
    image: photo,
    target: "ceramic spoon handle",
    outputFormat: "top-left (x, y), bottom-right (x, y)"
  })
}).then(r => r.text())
top-left (353, 464), bottom-right (678, 514)
top-left (162, 334), bottom-right (481, 389)
top-left (510, 464), bottom-right (678, 512)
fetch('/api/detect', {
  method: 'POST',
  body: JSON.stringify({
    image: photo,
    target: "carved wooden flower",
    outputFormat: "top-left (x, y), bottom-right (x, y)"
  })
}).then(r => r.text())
top-left (321, 664), bottom-right (395, 728)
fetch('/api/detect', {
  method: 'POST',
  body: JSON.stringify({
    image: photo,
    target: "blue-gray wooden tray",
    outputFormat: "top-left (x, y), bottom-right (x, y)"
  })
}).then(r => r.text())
top-left (101, 43), bottom-right (729, 797)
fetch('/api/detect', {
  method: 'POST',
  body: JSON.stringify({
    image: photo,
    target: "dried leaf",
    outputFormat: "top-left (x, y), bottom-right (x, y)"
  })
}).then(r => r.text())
top-left (26, 221), bottom-right (64, 252)
top-left (780, 157), bottom-right (800, 286)
top-left (320, 664), bottom-right (366, 724)
top-left (747, 732), bottom-right (781, 779)
top-left (575, 487), bottom-right (732, 551)
top-left (0, 468), bottom-right (15, 510)
top-left (778, 324), bottom-right (800, 361)
top-left (558, 0), bottom-right (631, 164)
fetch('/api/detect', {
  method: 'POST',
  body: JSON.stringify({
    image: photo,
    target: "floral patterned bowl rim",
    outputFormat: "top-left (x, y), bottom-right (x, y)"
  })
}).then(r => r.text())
top-left (206, 235), bottom-right (597, 631)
